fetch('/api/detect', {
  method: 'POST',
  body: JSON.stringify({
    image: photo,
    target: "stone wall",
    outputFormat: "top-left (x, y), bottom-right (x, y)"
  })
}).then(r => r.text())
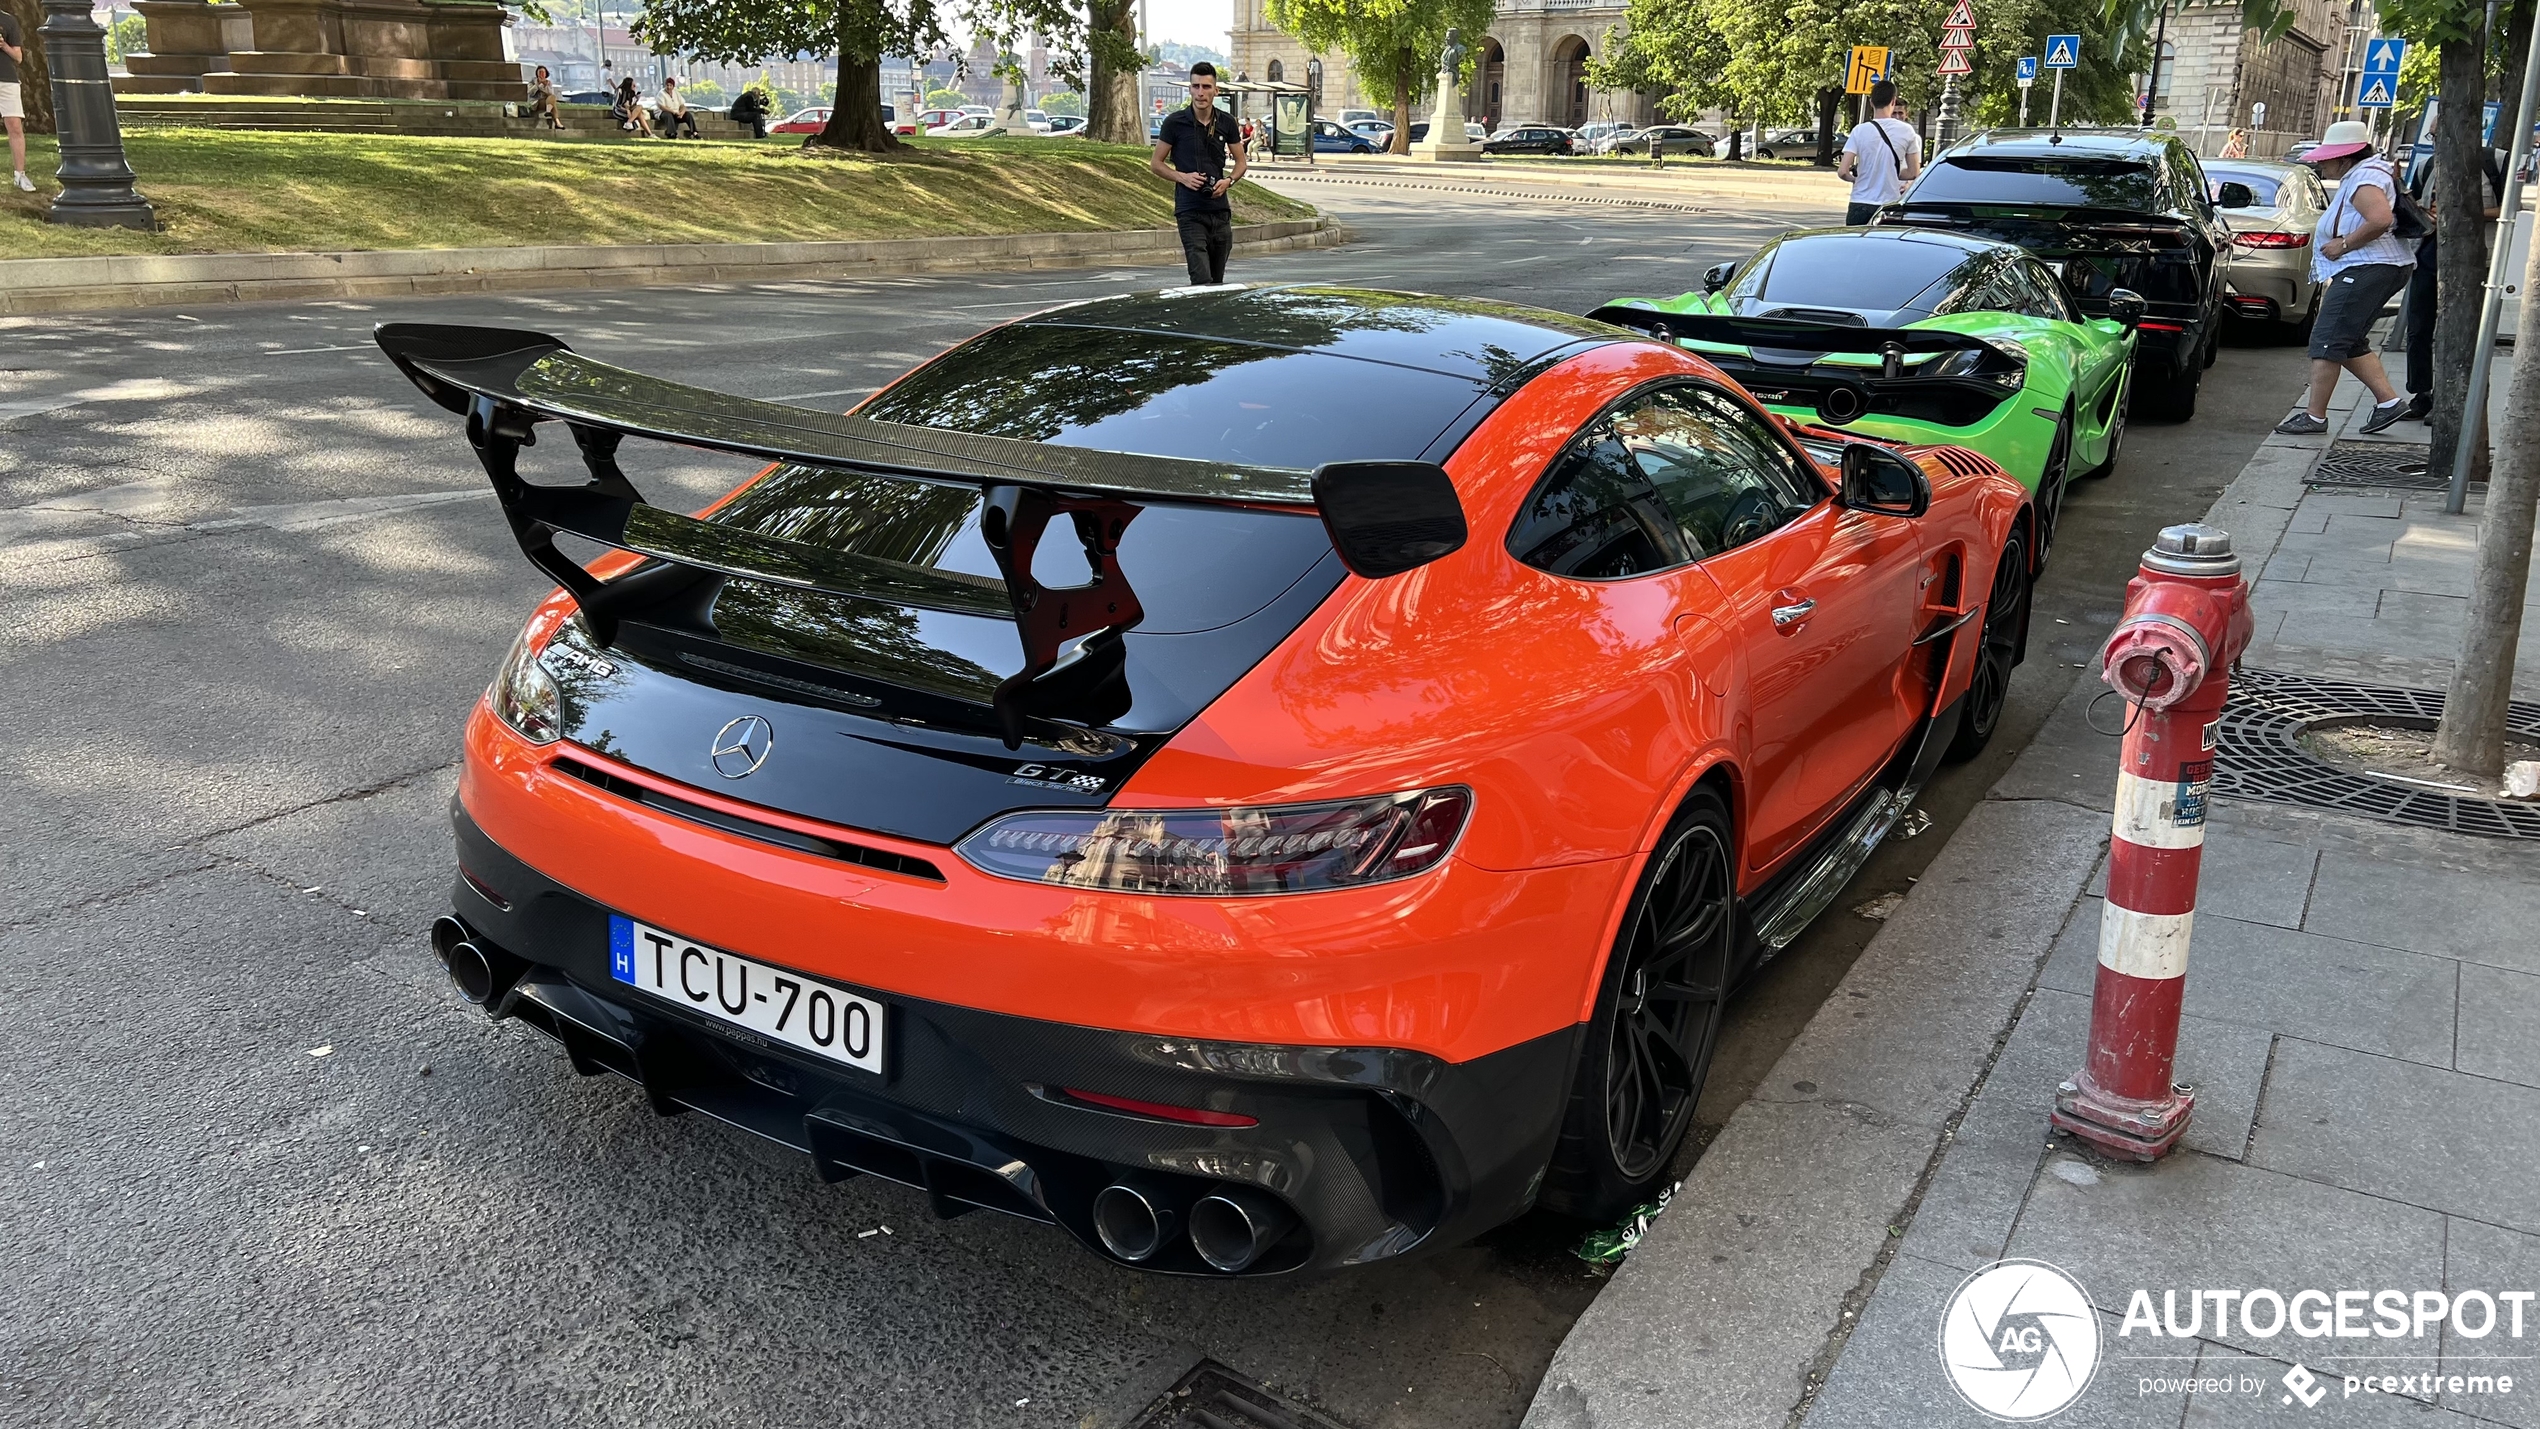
top-left (117, 0), bottom-right (524, 102)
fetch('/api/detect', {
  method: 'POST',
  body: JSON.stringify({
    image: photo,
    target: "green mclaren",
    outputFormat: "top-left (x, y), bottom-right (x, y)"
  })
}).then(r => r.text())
top-left (1591, 226), bottom-right (2142, 556)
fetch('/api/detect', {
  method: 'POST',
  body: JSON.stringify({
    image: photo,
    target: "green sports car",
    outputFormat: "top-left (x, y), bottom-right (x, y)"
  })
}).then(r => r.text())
top-left (1591, 226), bottom-right (2142, 555)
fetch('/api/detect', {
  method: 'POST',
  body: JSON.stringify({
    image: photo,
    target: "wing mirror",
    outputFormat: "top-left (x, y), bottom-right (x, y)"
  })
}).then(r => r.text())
top-left (2105, 288), bottom-right (2148, 329)
top-left (1311, 461), bottom-right (1469, 578)
top-left (1702, 260), bottom-right (1737, 294)
top-left (1839, 444), bottom-right (1931, 518)
top-left (2215, 181), bottom-right (2256, 209)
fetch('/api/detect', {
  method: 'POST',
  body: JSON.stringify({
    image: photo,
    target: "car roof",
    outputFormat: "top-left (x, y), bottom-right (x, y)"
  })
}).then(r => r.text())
top-left (1760, 225), bottom-right (2025, 260)
top-left (1024, 285), bottom-right (1616, 383)
top-left (1948, 128), bottom-right (2181, 160)
top-left (2202, 157), bottom-right (2300, 175)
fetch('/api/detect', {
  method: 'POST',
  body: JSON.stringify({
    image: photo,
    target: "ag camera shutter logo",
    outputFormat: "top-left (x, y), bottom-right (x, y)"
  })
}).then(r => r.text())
top-left (1939, 1259), bottom-right (2103, 1420)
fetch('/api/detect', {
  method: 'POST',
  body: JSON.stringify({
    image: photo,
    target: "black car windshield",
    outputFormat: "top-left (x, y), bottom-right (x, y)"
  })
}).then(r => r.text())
top-left (1733, 234), bottom-right (1981, 313)
top-left (1909, 156), bottom-right (2161, 210)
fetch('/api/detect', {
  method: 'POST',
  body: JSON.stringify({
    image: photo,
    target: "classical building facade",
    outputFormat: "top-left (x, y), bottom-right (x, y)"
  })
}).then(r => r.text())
top-left (1230, 0), bottom-right (1655, 130)
top-left (2143, 0), bottom-right (2365, 154)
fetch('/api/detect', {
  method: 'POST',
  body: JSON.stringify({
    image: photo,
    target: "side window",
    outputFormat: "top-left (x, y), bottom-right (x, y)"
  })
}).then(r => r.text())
top-left (1506, 423), bottom-right (1687, 579)
top-left (2012, 260), bottom-right (2076, 320)
top-left (1614, 386), bottom-right (1818, 560)
top-left (2172, 147), bottom-right (2212, 212)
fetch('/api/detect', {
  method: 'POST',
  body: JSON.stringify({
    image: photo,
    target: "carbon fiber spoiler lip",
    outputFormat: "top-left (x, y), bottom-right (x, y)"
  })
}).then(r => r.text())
top-left (1585, 305), bottom-right (2011, 363)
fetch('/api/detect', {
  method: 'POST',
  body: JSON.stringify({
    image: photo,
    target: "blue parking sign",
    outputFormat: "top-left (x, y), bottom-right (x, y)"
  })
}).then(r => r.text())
top-left (2017, 55), bottom-right (2039, 82)
top-left (2044, 35), bottom-right (2081, 69)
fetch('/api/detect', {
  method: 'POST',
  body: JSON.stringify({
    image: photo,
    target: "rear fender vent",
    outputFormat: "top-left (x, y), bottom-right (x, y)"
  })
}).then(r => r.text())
top-left (550, 755), bottom-right (947, 883)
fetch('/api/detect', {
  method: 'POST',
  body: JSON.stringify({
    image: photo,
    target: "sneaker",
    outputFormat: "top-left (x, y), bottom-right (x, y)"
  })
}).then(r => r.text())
top-left (2359, 399), bottom-right (2411, 435)
top-left (2274, 411), bottom-right (2330, 435)
top-left (11, 172), bottom-right (31, 193)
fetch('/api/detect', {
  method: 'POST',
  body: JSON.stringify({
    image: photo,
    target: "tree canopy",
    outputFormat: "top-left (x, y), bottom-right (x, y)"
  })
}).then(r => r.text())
top-left (1268, 0), bottom-right (1496, 151)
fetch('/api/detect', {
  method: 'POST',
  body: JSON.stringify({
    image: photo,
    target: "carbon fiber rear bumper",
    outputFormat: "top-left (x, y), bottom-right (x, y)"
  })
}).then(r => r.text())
top-left (445, 803), bottom-right (1579, 1275)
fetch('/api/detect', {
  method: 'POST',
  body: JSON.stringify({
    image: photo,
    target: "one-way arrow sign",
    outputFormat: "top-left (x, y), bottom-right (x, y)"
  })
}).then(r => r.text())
top-left (2362, 37), bottom-right (2406, 74)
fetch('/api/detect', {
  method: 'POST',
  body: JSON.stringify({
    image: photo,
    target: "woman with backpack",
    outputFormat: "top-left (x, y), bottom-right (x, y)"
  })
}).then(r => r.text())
top-left (2275, 121), bottom-right (2421, 435)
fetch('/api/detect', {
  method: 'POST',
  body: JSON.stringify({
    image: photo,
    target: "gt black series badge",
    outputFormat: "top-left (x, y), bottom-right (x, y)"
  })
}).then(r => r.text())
top-left (1007, 762), bottom-right (1109, 796)
top-left (710, 716), bottom-right (774, 778)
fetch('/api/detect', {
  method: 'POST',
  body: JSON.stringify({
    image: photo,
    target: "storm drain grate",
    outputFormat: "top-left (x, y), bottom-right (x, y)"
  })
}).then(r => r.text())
top-left (2213, 668), bottom-right (2540, 839)
top-left (1120, 1361), bottom-right (1360, 1429)
top-left (2306, 440), bottom-right (2465, 492)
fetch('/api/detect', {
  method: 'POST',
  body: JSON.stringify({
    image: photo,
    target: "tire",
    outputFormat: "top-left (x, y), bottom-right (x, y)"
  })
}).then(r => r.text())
top-left (2033, 413), bottom-right (2073, 568)
top-left (2135, 358), bottom-right (2200, 422)
top-left (1943, 528), bottom-right (2031, 764)
top-left (2080, 367), bottom-right (2130, 480)
top-left (1540, 789), bottom-right (1737, 1222)
top-left (2201, 320), bottom-right (2221, 369)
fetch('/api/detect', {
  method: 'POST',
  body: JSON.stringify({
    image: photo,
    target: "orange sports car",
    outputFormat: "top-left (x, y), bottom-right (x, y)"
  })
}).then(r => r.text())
top-left (378, 286), bottom-right (2033, 1276)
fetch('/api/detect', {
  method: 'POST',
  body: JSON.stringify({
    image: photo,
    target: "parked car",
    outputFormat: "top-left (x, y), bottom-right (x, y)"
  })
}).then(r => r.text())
top-left (1334, 107), bottom-right (1383, 127)
top-left (1023, 108), bottom-right (1053, 133)
top-left (1307, 118), bottom-right (1379, 153)
top-left (1481, 124), bottom-right (1576, 156)
top-left (1881, 128), bottom-right (2235, 420)
top-left (1596, 224), bottom-right (2142, 558)
top-left (1348, 119), bottom-right (1395, 142)
top-left (911, 107), bottom-right (967, 133)
top-left (1608, 124), bottom-right (1716, 157)
top-left (2204, 158), bottom-right (2327, 336)
top-left (770, 107), bottom-right (832, 135)
top-left (1405, 120), bottom-right (1487, 144)
top-left (1575, 120), bottom-right (1636, 151)
top-left (559, 89), bottom-right (614, 107)
top-left (1044, 114), bottom-right (1088, 136)
top-left (1754, 127), bottom-right (1826, 160)
top-left (928, 113), bottom-right (999, 137)
top-left (378, 285), bottom-right (2033, 1271)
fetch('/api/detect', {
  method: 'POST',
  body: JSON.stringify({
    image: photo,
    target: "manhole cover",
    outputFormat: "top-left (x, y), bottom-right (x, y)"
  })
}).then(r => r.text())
top-left (2214, 668), bottom-right (2540, 838)
top-left (2306, 440), bottom-right (2470, 492)
top-left (1117, 1360), bottom-right (1360, 1429)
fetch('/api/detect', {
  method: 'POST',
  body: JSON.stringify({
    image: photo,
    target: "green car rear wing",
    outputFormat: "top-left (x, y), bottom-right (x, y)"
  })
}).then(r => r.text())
top-left (1585, 306), bottom-right (2027, 428)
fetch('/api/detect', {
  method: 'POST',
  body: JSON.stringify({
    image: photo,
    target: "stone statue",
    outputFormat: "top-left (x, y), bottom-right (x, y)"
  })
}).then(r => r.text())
top-left (1414, 25), bottom-right (1481, 158)
top-left (1441, 27), bottom-right (1466, 84)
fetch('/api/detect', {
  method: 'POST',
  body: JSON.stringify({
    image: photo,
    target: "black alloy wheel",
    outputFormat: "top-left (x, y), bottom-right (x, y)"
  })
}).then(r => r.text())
top-left (1943, 528), bottom-right (2030, 763)
top-left (1541, 790), bottom-right (1736, 1220)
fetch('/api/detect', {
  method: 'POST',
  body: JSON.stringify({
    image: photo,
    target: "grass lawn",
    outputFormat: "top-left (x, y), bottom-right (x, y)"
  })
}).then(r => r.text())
top-left (0, 130), bottom-right (1316, 261)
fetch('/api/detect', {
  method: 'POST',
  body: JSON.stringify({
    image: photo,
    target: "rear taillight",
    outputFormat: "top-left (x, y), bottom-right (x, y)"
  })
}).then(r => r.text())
top-left (2232, 231), bottom-right (2310, 248)
top-left (956, 787), bottom-right (1472, 896)
top-left (1060, 1089), bottom-right (1259, 1127)
top-left (2138, 320), bottom-right (2188, 333)
top-left (489, 624), bottom-right (562, 744)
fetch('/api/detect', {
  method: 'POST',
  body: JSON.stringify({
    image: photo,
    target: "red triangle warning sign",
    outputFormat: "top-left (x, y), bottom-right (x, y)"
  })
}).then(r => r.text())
top-left (1937, 47), bottom-right (1974, 74)
top-left (1942, 26), bottom-right (1977, 48)
top-left (1945, 0), bottom-right (1976, 28)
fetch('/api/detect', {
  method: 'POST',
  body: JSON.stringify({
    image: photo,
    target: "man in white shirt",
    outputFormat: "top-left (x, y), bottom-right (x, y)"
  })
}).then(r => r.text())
top-left (1836, 80), bottom-right (1921, 225)
top-left (656, 76), bottom-right (701, 139)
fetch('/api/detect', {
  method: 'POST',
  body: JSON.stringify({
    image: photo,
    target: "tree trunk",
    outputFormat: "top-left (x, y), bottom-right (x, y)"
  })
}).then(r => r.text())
top-left (2501, 0), bottom-right (2536, 115)
top-left (1725, 112), bottom-right (1743, 161)
top-left (6, 0), bottom-right (53, 135)
top-left (2425, 35), bottom-right (2489, 487)
top-left (1390, 55), bottom-right (1412, 155)
top-left (814, 50), bottom-right (901, 152)
top-left (1086, 0), bottom-right (1142, 145)
top-left (1814, 86), bottom-right (1839, 165)
top-left (2429, 181), bottom-right (2540, 775)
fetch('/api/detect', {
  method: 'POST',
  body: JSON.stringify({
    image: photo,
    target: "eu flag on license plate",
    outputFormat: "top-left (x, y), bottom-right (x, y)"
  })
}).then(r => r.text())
top-left (609, 914), bottom-right (636, 983)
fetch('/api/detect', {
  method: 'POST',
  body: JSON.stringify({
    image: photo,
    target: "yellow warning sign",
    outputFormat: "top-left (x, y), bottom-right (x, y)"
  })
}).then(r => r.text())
top-left (1847, 46), bottom-right (1891, 94)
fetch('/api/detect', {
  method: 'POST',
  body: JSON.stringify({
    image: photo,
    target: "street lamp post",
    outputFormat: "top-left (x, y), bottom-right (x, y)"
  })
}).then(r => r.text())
top-left (38, 0), bottom-right (154, 230)
top-left (2140, 0), bottom-right (2170, 127)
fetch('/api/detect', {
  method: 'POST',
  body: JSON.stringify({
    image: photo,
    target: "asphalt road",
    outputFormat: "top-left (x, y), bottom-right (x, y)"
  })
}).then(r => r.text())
top-left (0, 176), bottom-right (2307, 1429)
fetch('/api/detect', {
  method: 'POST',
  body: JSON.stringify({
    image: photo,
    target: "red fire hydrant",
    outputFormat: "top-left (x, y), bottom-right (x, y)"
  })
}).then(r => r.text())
top-left (2052, 523), bottom-right (2255, 1161)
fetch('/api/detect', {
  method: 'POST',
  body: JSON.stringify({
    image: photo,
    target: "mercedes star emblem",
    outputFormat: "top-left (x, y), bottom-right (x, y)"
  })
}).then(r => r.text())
top-left (709, 715), bottom-right (774, 778)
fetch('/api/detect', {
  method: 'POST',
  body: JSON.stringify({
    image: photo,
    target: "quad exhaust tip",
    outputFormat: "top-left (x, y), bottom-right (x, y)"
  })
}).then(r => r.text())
top-left (1188, 1186), bottom-right (1296, 1274)
top-left (429, 916), bottom-right (498, 1005)
top-left (1092, 1182), bottom-right (1176, 1262)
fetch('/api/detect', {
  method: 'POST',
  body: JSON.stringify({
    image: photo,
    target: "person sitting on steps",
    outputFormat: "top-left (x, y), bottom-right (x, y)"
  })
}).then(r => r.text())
top-left (656, 77), bottom-right (702, 140)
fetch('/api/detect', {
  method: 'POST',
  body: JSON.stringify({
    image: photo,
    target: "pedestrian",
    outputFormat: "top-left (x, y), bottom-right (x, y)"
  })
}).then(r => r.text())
top-left (2219, 128), bottom-right (2250, 159)
top-left (729, 84), bottom-right (769, 139)
top-left (1, 5), bottom-right (32, 194)
top-left (2398, 139), bottom-right (2506, 422)
top-left (611, 77), bottom-right (655, 138)
top-left (525, 65), bottom-right (566, 132)
top-left (655, 76), bottom-right (701, 139)
top-left (1836, 79), bottom-right (1920, 225)
top-left (1150, 61), bottom-right (1245, 286)
top-left (2275, 121), bottom-right (2416, 435)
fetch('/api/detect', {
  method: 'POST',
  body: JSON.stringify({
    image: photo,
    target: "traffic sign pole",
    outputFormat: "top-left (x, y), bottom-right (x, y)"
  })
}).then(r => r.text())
top-left (2044, 34), bottom-right (2080, 129)
top-left (2051, 70), bottom-right (2064, 127)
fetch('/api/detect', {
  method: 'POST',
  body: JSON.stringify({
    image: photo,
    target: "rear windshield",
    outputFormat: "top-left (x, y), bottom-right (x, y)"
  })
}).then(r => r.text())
top-left (855, 321), bottom-right (1489, 470)
top-left (2203, 168), bottom-right (2283, 205)
top-left (1733, 235), bottom-right (1979, 312)
top-left (1909, 156), bottom-right (2161, 210)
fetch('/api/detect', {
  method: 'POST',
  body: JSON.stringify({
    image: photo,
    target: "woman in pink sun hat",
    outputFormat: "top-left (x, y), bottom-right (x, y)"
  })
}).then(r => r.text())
top-left (2275, 120), bottom-right (2418, 436)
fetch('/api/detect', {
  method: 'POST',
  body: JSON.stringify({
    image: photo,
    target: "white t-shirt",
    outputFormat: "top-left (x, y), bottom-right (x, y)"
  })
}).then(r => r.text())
top-left (1842, 117), bottom-right (1921, 205)
top-left (2311, 157), bottom-right (2416, 281)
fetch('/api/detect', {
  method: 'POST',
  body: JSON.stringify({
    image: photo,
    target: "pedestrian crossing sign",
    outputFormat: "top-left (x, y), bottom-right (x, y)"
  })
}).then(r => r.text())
top-left (2358, 74), bottom-right (2397, 107)
top-left (2045, 35), bottom-right (2081, 69)
top-left (2362, 37), bottom-right (2406, 74)
top-left (1847, 46), bottom-right (1892, 94)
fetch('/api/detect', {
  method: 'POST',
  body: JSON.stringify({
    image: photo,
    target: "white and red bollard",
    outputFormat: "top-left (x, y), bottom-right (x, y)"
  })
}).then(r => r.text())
top-left (2052, 524), bottom-right (2255, 1162)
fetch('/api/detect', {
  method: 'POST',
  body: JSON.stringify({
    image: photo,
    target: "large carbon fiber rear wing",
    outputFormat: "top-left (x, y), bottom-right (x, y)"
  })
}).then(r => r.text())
top-left (1584, 306), bottom-right (2023, 427)
top-left (376, 322), bottom-right (1466, 745)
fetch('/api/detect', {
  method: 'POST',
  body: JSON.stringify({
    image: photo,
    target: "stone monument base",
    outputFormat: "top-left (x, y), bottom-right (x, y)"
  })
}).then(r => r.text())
top-left (1406, 140), bottom-right (1486, 162)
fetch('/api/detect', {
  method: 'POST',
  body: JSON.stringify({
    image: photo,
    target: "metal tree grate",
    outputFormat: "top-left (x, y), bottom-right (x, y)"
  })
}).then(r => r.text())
top-left (2306, 441), bottom-right (2464, 492)
top-left (1120, 1361), bottom-right (1360, 1429)
top-left (2213, 668), bottom-right (2540, 839)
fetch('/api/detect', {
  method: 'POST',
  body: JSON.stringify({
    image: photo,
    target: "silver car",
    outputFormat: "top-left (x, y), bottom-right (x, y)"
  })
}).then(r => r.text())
top-left (2208, 158), bottom-right (2329, 334)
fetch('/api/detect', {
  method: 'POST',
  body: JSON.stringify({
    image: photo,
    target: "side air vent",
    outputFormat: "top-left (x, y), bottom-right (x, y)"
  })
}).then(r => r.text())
top-left (550, 755), bottom-right (947, 882)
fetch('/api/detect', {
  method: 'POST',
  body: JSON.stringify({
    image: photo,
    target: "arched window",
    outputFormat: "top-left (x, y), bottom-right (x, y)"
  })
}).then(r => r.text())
top-left (1268, 58), bottom-right (1284, 83)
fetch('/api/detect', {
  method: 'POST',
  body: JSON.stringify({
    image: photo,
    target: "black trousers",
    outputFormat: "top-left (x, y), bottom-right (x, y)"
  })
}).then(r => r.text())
top-left (2404, 234), bottom-right (2439, 395)
top-left (1846, 201), bottom-right (1880, 226)
top-left (663, 111), bottom-right (701, 139)
top-left (1177, 209), bottom-right (1233, 285)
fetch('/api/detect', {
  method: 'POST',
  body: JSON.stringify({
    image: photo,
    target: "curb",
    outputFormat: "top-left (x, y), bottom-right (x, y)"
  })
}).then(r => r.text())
top-left (1263, 157), bottom-right (1841, 207)
top-left (0, 218), bottom-right (1341, 316)
top-left (1520, 427), bottom-right (2325, 1429)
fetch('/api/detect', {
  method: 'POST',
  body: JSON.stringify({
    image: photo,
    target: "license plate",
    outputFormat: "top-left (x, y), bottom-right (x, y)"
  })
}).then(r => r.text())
top-left (608, 916), bottom-right (884, 1074)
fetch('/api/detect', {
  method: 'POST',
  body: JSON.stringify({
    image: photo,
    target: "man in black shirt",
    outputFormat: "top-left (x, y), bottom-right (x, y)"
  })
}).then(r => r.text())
top-left (2400, 144), bottom-right (2506, 422)
top-left (1, 5), bottom-right (32, 193)
top-left (1150, 61), bottom-right (1245, 284)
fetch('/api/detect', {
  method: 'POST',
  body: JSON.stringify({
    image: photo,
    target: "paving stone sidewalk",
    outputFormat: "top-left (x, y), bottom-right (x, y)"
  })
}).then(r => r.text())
top-left (1800, 355), bottom-right (2540, 1427)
